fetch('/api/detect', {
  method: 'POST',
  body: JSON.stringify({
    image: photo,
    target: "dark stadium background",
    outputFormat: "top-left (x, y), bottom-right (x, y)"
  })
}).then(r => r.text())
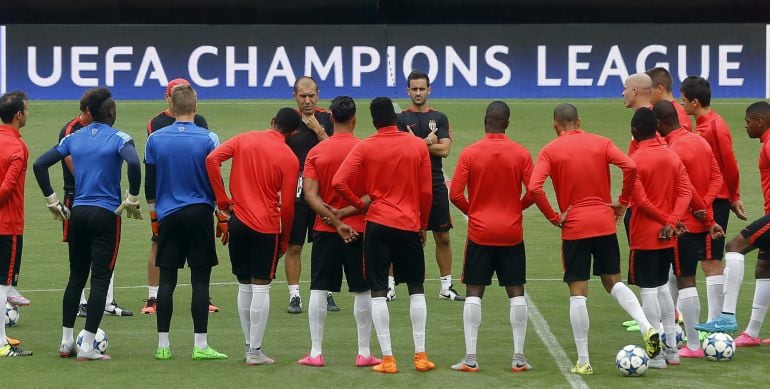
top-left (2, 0), bottom-right (770, 24)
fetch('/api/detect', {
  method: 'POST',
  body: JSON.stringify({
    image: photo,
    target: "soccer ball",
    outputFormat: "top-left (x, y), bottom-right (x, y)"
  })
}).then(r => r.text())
top-left (76, 328), bottom-right (109, 354)
top-left (702, 332), bottom-right (735, 361)
top-left (615, 345), bottom-right (649, 376)
top-left (4, 302), bottom-right (19, 327)
top-left (661, 324), bottom-right (685, 347)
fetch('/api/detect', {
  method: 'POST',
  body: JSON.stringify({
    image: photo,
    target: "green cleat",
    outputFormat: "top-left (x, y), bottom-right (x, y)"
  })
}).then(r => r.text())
top-left (622, 319), bottom-right (637, 328)
top-left (155, 347), bottom-right (172, 360)
top-left (192, 346), bottom-right (228, 360)
top-left (643, 327), bottom-right (663, 358)
top-left (570, 362), bottom-right (593, 375)
top-left (626, 324), bottom-right (640, 332)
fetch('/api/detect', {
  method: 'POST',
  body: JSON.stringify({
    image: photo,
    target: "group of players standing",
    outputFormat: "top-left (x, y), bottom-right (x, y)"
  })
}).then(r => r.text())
top-left (2, 67), bottom-right (770, 376)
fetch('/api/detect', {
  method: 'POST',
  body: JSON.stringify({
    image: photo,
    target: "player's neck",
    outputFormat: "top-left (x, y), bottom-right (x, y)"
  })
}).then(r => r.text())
top-left (175, 113), bottom-right (195, 122)
top-left (694, 106), bottom-right (711, 119)
top-left (410, 104), bottom-right (431, 113)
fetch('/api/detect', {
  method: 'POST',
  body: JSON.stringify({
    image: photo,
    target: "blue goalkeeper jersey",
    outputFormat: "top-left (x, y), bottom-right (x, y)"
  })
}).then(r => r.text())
top-left (145, 121), bottom-right (220, 221)
top-left (56, 122), bottom-right (133, 212)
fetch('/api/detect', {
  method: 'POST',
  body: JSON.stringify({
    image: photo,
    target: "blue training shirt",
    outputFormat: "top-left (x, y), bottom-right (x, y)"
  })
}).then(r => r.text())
top-left (56, 122), bottom-right (133, 212)
top-left (145, 121), bottom-right (220, 221)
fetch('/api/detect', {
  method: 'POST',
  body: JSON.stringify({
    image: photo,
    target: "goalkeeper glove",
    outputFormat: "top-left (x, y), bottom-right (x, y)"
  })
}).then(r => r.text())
top-left (215, 210), bottom-right (230, 245)
top-left (148, 203), bottom-right (159, 237)
top-left (115, 190), bottom-right (143, 219)
top-left (45, 193), bottom-right (70, 221)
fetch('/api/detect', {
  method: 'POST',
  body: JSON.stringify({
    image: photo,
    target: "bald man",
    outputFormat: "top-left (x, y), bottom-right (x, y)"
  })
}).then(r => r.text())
top-left (623, 73), bottom-right (653, 110)
top-left (529, 104), bottom-right (661, 375)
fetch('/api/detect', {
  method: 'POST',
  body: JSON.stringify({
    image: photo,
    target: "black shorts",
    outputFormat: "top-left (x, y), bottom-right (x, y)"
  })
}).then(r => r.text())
top-left (562, 234), bottom-right (621, 283)
top-left (628, 248), bottom-right (675, 288)
top-left (428, 183), bottom-right (452, 232)
top-left (364, 221), bottom-right (425, 291)
top-left (68, 206), bottom-right (121, 279)
top-left (61, 192), bottom-right (74, 242)
top-left (289, 201), bottom-right (315, 245)
top-left (676, 231), bottom-right (724, 276)
top-left (462, 239), bottom-right (526, 286)
top-left (156, 204), bottom-right (217, 269)
top-left (740, 213), bottom-right (770, 250)
top-left (310, 231), bottom-right (367, 292)
top-left (228, 214), bottom-right (280, 281)
top-left (0, 235), bottom-right (22, 286)
top-left (713, 198), bottom-right (731, 233)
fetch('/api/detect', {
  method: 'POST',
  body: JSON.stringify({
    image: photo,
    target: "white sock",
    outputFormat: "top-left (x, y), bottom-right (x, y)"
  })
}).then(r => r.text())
top-left (81, 330), bottom-right (96, 352)
top-left (79, 290), bottom-right (87, 305)
top-left (667, 265), bottom-right (679, 305)
top-left (371, 297), bottom-right (392, 356)
top-left (388, 276), bottom-right (395, 291)
top-left (706, 275), bottom-right (725, 321)
top-left (722, 252), bottom-right (745, 314)
top-left (249, 284), bottom-right (270, 352)
top-left (0, 285), bottom-right (8, 345)
top-left (569, 296), bottom-right (590, 364)
top-left (105, 273), bottom-right (115, 306)
top-left (440, 275), bottom-right (452, 291)
top-left (288, 284), bottom-right (300, 299)
top-left (678, 287), bottom-right (701, 350)
top-left (158, 332), bottom-right (169, 348)
top-left (510, 296), bottom-right (528, 355)
top-left (610, 282), bottom-right (652, 333)
top-left (640, 288), bottom-right (661, 334)
top-left (657, 285), bottom-right (677, 350)
top-left (353, 292), bottom-right (372, 357)
top-left (309, 290), bottom-right (327, 357)
top-left (61, 326), bottom-right (74, 346)
top-left (149, 286), bottom-right (159, 299)
top-left (463, 297), bottom-right (482, 355)
top-left (194, 333), bottom-right (207, 349)
top-left (237, 283), bottom-right (252, 346)
top-left (746, 278), bottom-right (770, 338)
top-left (409, 294), bottom-right (427, 353)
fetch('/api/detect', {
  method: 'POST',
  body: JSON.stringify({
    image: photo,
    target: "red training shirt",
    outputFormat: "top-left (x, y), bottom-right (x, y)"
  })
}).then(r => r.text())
top-left (629, 139), bottom-right (692, 250)
top-left (0, 124), bottom-right (28, 235)
top-left (665, 127), bottom-right (723, 232)
top-left (333, 125), bottom-right (432, 232)
top-left (206, 129), bottom-right (299, 251)
top-left (450, 133), bottom-right (541, 246)
top-left (696, 110), bottom-right (740, 203)
top-left (303, 132), bottom-right (366, 233)
top-left (529, 129), bottom-right (637, 240)
top-left (758, 130), bottom-right (770, 214)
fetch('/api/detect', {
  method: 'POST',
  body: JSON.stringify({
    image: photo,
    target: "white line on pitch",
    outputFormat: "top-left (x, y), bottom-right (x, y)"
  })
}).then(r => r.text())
top-left (526, 291), bottom-right (589, 389)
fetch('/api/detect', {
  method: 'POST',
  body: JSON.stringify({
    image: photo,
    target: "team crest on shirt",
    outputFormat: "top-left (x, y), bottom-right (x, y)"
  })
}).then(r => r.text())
top-left (428, 120), bottom-right (437, 132)
top-left (90, 128), bottom-right (98, 137)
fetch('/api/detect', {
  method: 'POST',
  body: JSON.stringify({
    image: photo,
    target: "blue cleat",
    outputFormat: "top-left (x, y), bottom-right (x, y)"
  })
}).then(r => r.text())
top-left (694, 313), bottom-right (738, 334)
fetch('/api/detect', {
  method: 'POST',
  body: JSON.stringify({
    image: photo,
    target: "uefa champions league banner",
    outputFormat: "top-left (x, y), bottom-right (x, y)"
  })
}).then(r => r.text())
top-left (0, 24), bottom-right (768, 99)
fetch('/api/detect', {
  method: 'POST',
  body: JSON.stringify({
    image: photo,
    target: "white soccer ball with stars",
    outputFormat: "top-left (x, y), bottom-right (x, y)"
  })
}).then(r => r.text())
top-left (661, 324), bottom-right (685, 347)
top-left (615, 344), bottom-right (649, 376)
top-left (4, 302), bottom-right (19, 327)
top-left (76, 328), bottom-right (109, 354)
top-left (702, 332), bottom-right (735, 361)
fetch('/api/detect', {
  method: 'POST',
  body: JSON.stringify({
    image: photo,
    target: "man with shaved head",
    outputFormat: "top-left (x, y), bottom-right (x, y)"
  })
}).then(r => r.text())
top-left (623, 73), bottom-right (653, 110)
top-left (286, 76), bottom-right (337, 314)
top-left (529, 104), bottom-right (661, 375)
top-left (449, 101), bottom-right (546, 373)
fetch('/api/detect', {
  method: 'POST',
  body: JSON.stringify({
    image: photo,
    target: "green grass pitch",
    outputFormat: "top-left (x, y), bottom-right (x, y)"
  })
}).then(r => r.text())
top-left (4, 97), bottom-right (770, 388)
